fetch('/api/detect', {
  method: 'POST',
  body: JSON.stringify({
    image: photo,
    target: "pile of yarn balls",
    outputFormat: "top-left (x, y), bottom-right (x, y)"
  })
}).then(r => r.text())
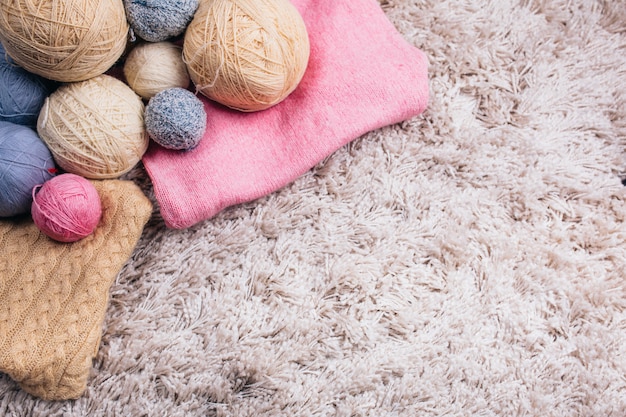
top-left (0, 0), bottom-right (310, 241)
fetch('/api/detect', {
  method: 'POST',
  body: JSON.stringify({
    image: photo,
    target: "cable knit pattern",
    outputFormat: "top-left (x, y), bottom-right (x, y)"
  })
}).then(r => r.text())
top-left (0, 180), bottom-right (152, 400)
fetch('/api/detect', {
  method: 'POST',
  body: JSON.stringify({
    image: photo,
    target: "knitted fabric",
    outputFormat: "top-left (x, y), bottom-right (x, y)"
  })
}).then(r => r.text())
top-left (0, 180), bottom-right (152, 400)
top-left (142, 0), bottom-right (429, 229)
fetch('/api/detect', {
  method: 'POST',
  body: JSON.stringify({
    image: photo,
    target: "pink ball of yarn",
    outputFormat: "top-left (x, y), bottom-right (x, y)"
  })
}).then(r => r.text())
top-left (31, 173), bottom-right (102, 243)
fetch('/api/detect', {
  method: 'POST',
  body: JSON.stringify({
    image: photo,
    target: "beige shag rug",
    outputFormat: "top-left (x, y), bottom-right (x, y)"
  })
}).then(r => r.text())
top-left (2, 0), bottom-right (626, 415)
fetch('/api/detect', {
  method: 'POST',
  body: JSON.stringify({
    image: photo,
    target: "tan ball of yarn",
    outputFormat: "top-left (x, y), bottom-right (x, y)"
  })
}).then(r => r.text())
top-left (37, 75), bottom-right (148, 179)
top-left (0, 0), bottom-right (129, 82)
top-left (124, 42), bottom-right (191, 100)
top-left (183, 0), bottom-right (310, 112)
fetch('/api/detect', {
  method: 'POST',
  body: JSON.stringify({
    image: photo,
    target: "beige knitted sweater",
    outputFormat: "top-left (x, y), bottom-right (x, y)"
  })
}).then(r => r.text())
top-left (0, 180), bottom-right (152, 400)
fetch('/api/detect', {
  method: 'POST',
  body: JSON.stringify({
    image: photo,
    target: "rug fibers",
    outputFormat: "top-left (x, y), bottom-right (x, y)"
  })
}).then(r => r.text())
top-left (1, 0), bottom-right (626, 415)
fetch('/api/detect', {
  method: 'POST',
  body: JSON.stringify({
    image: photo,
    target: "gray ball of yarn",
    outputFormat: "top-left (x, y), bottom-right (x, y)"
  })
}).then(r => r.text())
top-left (124, 0), bottom-right (199, 42)
top-left (145, 88), bottom-right (207, 151)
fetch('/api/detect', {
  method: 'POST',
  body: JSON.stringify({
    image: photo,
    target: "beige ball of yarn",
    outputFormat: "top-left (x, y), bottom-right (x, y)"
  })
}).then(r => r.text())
top-left (37, 75), bottom-right (148, 179)
top-left (0, 0), bottom-right (128, 83)
top-left (183, 0), bottom-right (310, 112)
top-left (124, 42), bottom-right (191, 100)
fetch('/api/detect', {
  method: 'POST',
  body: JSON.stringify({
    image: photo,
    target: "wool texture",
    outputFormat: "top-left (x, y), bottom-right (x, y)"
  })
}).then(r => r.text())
top-left (37, 75), bottom-right (148, 180)
top-left (145, 88), bottom-right (206, 151)
top-left (142, 0), bottom-right (429, 228)
top-left (123, 42), bottom-right (190, 100)
top-left (0, 121), bottom-right (56, 217)
top-left (0, 180), bottom-right (152, 400)
top-left (183, 0), bottom-right (311, 112)
top-left (0, 0), bottom-right (128, 82)
top-left (124, 0), bottom-right (198, 42)
top-left (31, 173), bottom-right (102, 243)
top-left (0, 43), bottom-right (53, 127)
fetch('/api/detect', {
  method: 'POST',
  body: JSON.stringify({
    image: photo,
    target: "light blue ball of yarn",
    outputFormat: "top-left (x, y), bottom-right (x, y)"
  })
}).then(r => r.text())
top-left (145, 88), bottom-right (207, 151)
top-left (0, 121), bottom-right (56, 217)
top-left (0, 43), bottom-right (54, 127)
top-left (124, 0), bottom-right (199, 42)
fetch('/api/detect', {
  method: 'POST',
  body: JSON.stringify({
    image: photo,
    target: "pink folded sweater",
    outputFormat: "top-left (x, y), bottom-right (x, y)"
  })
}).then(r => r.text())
top-left (142, 0), bottom-right (429, 229)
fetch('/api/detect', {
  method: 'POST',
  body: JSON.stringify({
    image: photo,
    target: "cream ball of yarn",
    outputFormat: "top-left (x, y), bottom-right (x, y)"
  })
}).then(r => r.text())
top-left (183, 0), bottom-right (310, 112)
top-left (37, 75), bottom-right (148, 179)
top-left (124, 42), bottom-right (191, 100)
top-left (0, 0), bottom-right (129, 83)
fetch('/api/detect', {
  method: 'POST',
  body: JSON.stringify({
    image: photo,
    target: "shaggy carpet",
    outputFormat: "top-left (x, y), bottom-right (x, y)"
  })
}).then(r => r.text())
top-left (2, 0), bottom-right (626, 415)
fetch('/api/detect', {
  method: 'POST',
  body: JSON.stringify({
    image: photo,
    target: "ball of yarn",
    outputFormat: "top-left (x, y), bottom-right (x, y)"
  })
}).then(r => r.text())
top-left (145, 88), bottom-right (207, 150)
top-left (0, 0), bottom-right (129, 82)
top-left (0, 121), bottom-right (56, 217)
top-left (37, 74), bottom-right (148, 179)
top-left (124, 0), bottom-right (199, 42)
top-left (124, 42), bottom-right (190, 100)
top-left (183, 0), bottom-right (310, 112)
top-left (0, 43), bottom-right (55, 127)
top-left (31, 173), bottom-right (101, 243)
